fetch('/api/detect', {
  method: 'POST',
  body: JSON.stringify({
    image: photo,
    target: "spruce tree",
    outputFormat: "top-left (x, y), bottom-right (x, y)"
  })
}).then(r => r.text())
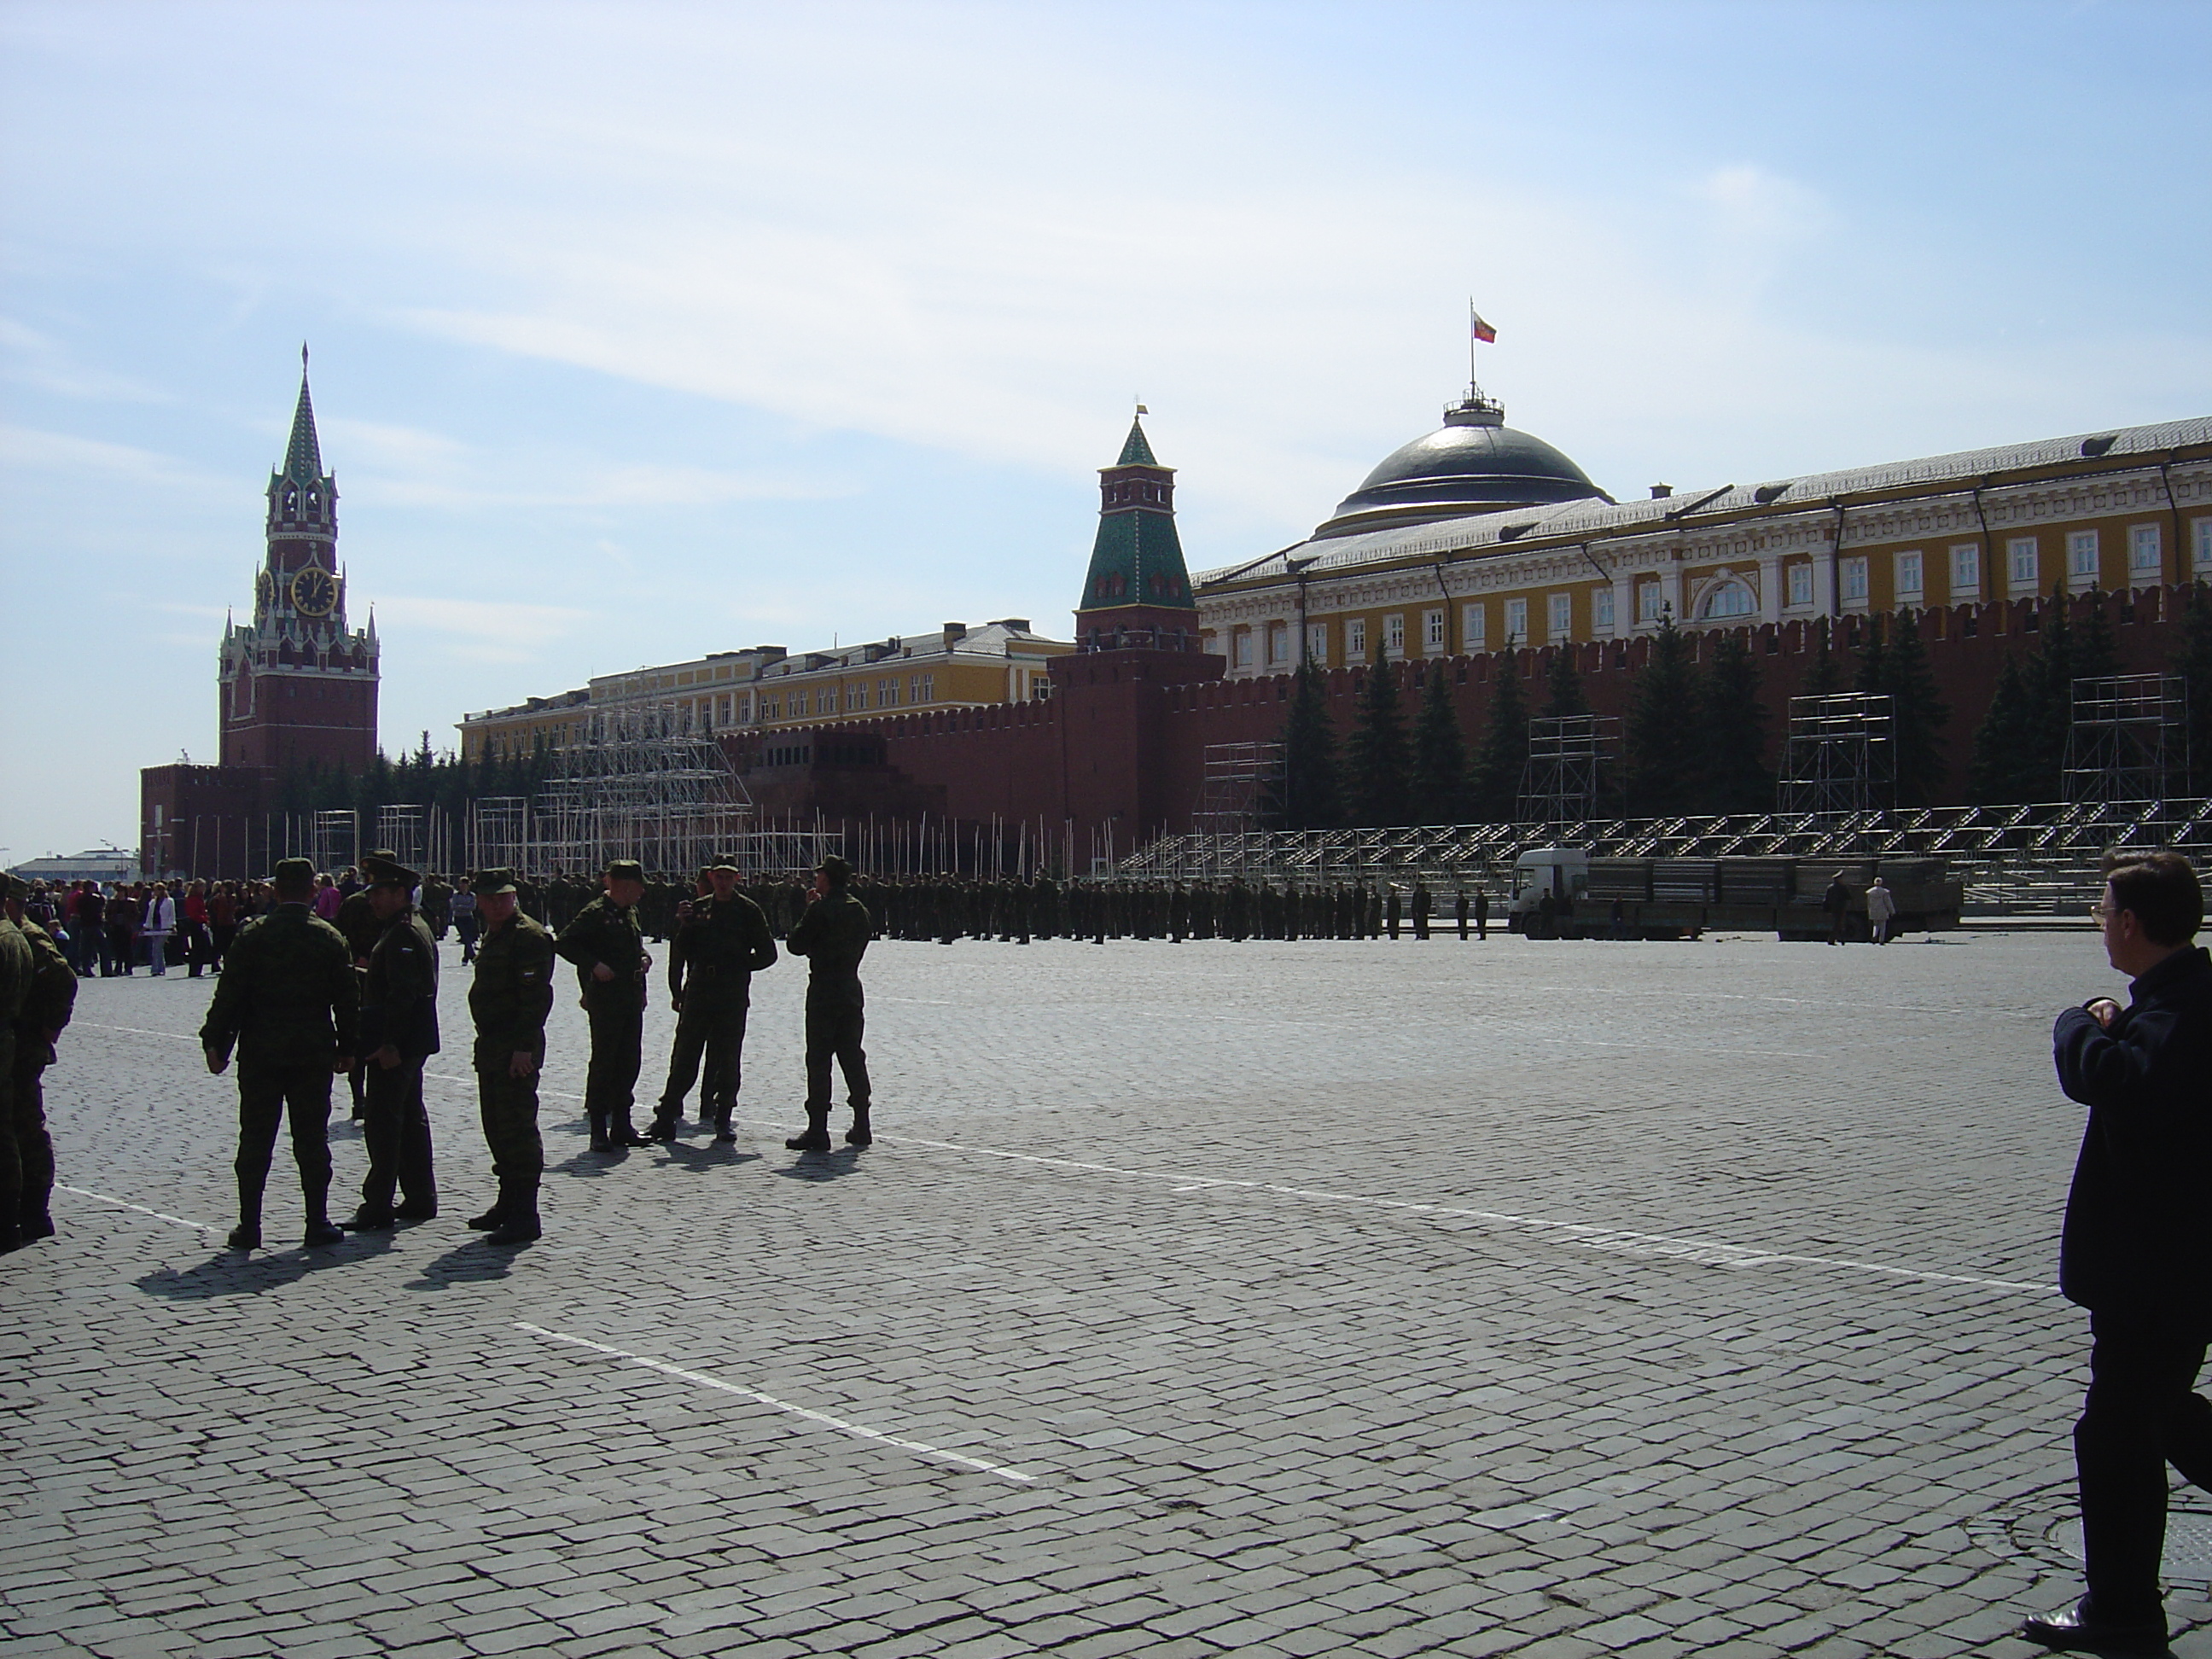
top-left (2021, 585), bottom-right (2075, 802)
top-left (2073, 587), bottom-right (2120, 683)
top-left (1883, 609), bottom-right (1951, 806)
top-left (1470, 646), bottom-right (1530, 821)
top-left (1854, 620), bottom-right (1889, 700)
top-left (1272, 659), bottom-right (1342, 830)
top-left (1967, 653), bottom-right (2034, 804)
top-left (2174, 581), bottom-right (2212, 793)
top-left (1700, 631), bottom-right (1771, 813)
top-left (1802, 616), bottom-right (1844, 696)
top-left (1624, 614), bottom-right (1703, 818)
top-left (1344, 658), bottom-right (1412, 826)
top-left (1543, 647), bottom-right (1589, 718)
top-left (1411, 661), bottom-right (1469, 824)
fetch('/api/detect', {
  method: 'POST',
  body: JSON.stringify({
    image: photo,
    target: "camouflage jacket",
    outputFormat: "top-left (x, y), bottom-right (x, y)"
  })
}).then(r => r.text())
top-left (199, 903), bottom-right (360, 1068)
top-left (470, 911), bottom-right (555, 1061)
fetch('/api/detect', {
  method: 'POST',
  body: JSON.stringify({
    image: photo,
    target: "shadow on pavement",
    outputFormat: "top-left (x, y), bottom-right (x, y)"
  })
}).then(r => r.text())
top-left (406, 1237), bottom-right (532, 1289)
top-left (134, 1230), bottom-right (396, 1298)
top-left (661, 1141), bottom-right (760, 1173)
top-left (774, 1147), bottom-right (868, 1182)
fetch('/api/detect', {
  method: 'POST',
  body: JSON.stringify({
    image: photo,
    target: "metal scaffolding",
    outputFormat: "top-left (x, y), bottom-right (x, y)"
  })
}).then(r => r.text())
top-left (1518, 714), bottom-right (1618, 823)
top-left (2064, 673), bottom-right (2187, 805)
top-left (1776, 692), bottom-right (1894, 814)
top-left (308, 809), bottom-right (358, 874)
top-left (525, 703), bottom-right (754, 879)
top-left (374, 804), bottom-right (426, 868)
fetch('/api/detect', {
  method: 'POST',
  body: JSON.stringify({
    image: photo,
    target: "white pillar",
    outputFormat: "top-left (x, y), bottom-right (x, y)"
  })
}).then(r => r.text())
top-left (1758, 555), bottom-right (1782, 626)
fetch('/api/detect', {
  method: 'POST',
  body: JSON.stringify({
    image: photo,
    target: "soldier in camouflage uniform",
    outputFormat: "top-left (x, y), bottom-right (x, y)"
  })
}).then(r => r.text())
top-left (647, 857), bottom-right (777, 1144)
top-left (2, 876), bottom-right (77, 1247)
top-left (783, 854), bottom-right (874, 1152)
top-left (333, 851), bottom-right (389, 1122)
top-left (342, 853), bottom-right (440, 1229)
top-left (464, 869), bottom-right (553, 1244)
top-left (556, 859), bottom-right (654, 1153)
top-left (199, 857), bottom-right (358, 1250)
top-left (0, 888), bottom-right (35, 1252)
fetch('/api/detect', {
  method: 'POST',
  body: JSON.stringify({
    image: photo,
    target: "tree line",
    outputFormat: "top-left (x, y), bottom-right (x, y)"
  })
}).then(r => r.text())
top-left (272, 732), bottom-right (557, 823)
top-left (1276, 584), bottom-right (2212, 829)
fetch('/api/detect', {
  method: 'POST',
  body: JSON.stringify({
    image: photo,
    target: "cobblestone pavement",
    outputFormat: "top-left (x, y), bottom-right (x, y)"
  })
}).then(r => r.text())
top-left (8, 925), bottom-right (2212, 1657)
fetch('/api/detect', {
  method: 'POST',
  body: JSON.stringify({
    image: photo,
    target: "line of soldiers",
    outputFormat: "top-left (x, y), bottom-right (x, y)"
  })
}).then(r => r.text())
top-left (862, 876), bottom-right (1493, 944)
top-left (0, 875), bottom-right (79, 1254)
top-left (195, 849), bottom-right (876, 1253)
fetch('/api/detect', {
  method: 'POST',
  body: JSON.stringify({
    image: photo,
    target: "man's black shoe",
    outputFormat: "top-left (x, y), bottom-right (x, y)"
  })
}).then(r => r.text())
top-left (303, 1220), bottom-right (345, 1248)
top-left (486, 1214), bottom-right (541, 1246)
top-left (393, 1202), bottom-right (438, 1221)
top-left (844, 1125), bottom-right (873, 1147)
top-left (714, 1124), bottom-right (738, 1143)
top-left (2019, 1598), bottom-right (2167, 1652)
top-left (785, 1129), bottom-right (831, 1151)
top-left (609, 1127), bottom-right (653, 1149)
top-left (642, 1119), bottom-right (678, 1144)
top-left (225, 1224), bottom-right (261, 1250)
top-left (340, 1210), bottom-right (396, 1231)
top-left (467, 1204), bottom-right (504, 1231)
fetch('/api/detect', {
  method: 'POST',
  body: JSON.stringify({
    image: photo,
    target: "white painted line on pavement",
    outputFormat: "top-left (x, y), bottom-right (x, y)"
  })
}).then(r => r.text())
top-left (865, 1132), bottom-right (2061, 1298)
top-left (514, 1322), bottom-right (1039, 1484)
top-left (77, 1022), bottom-right (2058, 1296)
top-left (55, 1184), bottom-right (222, 1237)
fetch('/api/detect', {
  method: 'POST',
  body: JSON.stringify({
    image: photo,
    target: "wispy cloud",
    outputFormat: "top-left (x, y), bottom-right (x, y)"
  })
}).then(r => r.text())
top-left (0, 422), bottom-right (225, 493)
top-left (0, 317), bottom-right (172, 403)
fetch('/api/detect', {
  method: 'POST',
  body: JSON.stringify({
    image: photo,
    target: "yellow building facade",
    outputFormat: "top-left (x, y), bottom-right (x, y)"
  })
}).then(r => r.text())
top-left (457, 620), bottom-right (1070, 763)
top-left (1193, 396), bottom-right (2212, 673)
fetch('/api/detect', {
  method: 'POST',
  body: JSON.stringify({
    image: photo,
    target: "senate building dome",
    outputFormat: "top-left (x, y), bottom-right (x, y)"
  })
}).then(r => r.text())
top-left (1313, 390), bottom-right (1609, 540)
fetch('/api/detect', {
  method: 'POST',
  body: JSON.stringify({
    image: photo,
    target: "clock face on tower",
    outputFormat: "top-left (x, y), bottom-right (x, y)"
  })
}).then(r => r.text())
top-left (256, 569), bottom-right (275, 610)
top-left (291, 566), bottom-right (338, 618)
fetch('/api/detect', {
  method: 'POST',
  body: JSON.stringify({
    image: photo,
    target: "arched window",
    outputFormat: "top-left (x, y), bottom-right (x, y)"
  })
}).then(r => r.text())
top-left (1699, 579), bottom-right (1756, 620)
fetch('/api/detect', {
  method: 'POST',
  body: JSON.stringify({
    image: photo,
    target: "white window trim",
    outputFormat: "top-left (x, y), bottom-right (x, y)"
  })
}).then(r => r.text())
top-left (1839, 556), bottom-right (1870, 609)
top-left (2008, 537), bottom-right (2041, 594)
top-left (1504, 597), bottom-right (1529, 645)
top-left (2128, 522), bottom-right (2163, 578)
top-left (2195, 517), bottom-right (2212, 573)
top-left (1546, 591), bottom-right (1573, 642)
top-left (1383, 612), bottom-right (1406, 657)
top-left (1785, 562), bottom-right (1814, 610)
top-left (1423, 608), bottom-right (1446, 655)
top-left (1462, 602), bottom-right (1486, 650)
top-left (1348, 618), bottom-right (1367, 661)
top-left (1894, 549), bottom-right (1924, 601)
top-left (1949, 543), bottom-right (1981, 600)
top-left (2067, 529), bottom-right (2101, 591)
top-left (1592, 586), bottom-right (1615, 632)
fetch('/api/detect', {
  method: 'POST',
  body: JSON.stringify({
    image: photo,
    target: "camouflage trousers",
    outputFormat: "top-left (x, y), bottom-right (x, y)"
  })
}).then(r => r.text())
top-left (1, 1060), bottom-right (55, 1225)
top-left (474, 1062), bottom-right (544, 1183)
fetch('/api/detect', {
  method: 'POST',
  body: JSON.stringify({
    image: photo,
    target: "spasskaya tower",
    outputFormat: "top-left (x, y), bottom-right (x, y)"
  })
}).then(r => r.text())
top-left (217, 346), bottom-right (380, 771)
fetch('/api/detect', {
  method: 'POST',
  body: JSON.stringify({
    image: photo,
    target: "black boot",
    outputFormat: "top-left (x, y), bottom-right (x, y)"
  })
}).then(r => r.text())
top-left (643, 1112), bottom-right (679, 1144)
top-left (486, 1179), bottom-right (541, 1246)
top-left (301, 1173), bottom-right (341, 1246)
top-left (844, 1106), bottom-right (873, 1148)
top-left (467, 1190), bottom-right (507, 1230)
top-left (785, 1109), bottom-right (831, 1151)
top-left (588, 1109), bottom-right (613, 1154)
top-left (608, 1121), bottom-right (653, 1149)
top-left (229, 1172), bottom-right (265, 1249)
top-left (20, 1212), bottom-right (55, 1243)
top-left (713, 1106), bottom-right (737, 1144)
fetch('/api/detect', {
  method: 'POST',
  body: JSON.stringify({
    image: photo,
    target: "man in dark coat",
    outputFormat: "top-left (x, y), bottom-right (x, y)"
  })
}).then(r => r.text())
top-left (556, 859), bottom-right (654, 1153)
top-left (2, 876), bottom-right (76, 1247)
top-left (342, 853), bottom-right (440, 1228)
top-left (2021, 849), bottom-right (2212, 1652)
top-left (200, 858), bottom-right (358, 1250)
top-left (466, 869), bottom-right (554, 1244)
top-left (647, 858), bottom-right (777, 1144)
top-left (783, 854), bottom-right (872, 1152)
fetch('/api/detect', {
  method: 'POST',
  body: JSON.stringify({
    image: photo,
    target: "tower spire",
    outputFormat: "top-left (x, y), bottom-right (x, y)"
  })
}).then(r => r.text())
top-left (284, 346), bottom-right (323, 484)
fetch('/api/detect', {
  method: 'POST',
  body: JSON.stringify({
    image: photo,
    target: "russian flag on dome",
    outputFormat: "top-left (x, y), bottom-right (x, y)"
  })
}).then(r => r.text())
top-left (1470, 306), bottom-right (1497, 344)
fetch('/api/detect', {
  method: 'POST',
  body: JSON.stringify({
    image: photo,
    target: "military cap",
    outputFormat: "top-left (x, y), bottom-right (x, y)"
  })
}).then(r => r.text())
top-left (816, 853), bottom-right (854, 883)
top-left (1, 873), bottom-right (26, 902)
top-left (473, 867), bottom-right (520, 895)
top-left (707, 854), bottom-right (742, 874)
top-left (272, 856), bottom-right (317, 886)
top-left (361, 853), bottom-right (421, 889)
top-left (365, 847), bottom-right (399, 864)
top-left (604, 859), bottom-right (646, 883)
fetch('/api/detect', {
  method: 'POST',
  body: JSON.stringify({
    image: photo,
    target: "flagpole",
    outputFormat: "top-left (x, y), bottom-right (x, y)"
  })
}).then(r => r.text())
top-left (1468, 299), bottom-right (1478, 395)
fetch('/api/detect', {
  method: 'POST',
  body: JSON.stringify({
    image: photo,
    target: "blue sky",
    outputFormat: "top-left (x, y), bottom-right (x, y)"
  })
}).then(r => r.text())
top-left (3, 0), bottom-right (2208, 861)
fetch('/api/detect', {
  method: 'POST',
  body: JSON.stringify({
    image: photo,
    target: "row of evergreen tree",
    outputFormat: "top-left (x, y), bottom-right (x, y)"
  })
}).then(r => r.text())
top-left (271, 732), bottom-right (556, 823)
top-left (1271, 585), bottom-right (2212, 830)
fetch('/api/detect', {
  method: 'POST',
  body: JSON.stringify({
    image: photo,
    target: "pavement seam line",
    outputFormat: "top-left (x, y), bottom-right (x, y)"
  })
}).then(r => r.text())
top-left (511, 1322), bottom-right (1040, 1484)
top-left (55, 1183), bottom-right (222, 1237)
top-left (77, 1020), bottom-right (2061, 1297)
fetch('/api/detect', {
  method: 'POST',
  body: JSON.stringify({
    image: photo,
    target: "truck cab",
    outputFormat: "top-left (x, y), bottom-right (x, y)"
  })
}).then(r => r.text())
top-left (1510, 846), bottom-right (1589, 931)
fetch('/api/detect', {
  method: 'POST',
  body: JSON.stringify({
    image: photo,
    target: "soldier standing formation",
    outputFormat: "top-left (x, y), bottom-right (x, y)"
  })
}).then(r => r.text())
top-left (784, 854), bottom-right (874, 1152)
top-left (2, 876), bottom-right (76, 1250)
top-left (198, 858), bottom-right (358, 1251)
top-left (648, 857), bottom-right (777, 1144)
top-left (556, 859), bottom-right (655, 1153)
top-left (463, 869), bottom-right (553, 1245)
top-left (342, 853), bottom-right (440, 1231)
